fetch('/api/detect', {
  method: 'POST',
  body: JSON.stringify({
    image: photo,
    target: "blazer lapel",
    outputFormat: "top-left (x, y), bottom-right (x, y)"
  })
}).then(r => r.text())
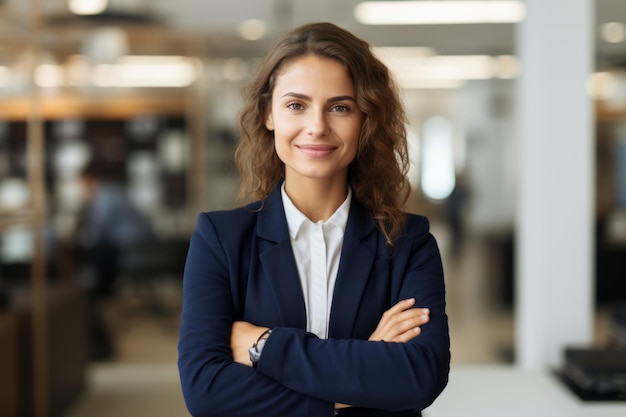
top-left (328, 200), bottom-right (378, 338)
top-left (256, 188), bottom-right (307, 329)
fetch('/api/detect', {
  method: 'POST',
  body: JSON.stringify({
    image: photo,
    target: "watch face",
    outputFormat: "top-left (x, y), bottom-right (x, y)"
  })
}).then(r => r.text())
top-left (249, 329), bottom-right (271, 367)
top-left (256, 338), bottom-right (267, 352)
top-left (249, 346), bottom-right (261, 366)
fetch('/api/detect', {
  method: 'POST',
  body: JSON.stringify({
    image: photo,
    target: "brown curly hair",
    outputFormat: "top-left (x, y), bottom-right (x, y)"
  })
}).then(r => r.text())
top-left (235, 22), bottom-right (410, 245)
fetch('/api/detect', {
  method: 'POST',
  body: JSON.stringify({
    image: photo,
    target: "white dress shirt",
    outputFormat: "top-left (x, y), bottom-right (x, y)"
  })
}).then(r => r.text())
top-left (281, 185), bottom-right (351, 339)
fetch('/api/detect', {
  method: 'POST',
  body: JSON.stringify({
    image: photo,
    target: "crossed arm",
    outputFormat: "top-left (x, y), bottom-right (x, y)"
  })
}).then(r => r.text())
top-left (231, 298), bottom-right (430, 363)
top-left (231, 298), bottom-right (431, 411)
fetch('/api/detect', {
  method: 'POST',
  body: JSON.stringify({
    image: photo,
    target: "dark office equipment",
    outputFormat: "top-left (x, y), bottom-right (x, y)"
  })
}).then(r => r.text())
top-left (560, 347), bottom-right (626, 401)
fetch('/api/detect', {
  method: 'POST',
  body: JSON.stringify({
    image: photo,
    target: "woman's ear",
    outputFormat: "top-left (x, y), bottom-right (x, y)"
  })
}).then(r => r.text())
top-left (264, 107), bottom-right (274, 131)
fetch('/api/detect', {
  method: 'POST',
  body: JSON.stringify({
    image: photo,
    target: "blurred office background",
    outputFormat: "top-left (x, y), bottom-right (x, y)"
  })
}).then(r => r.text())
top-left (0, 1), bottom-right (625, 416)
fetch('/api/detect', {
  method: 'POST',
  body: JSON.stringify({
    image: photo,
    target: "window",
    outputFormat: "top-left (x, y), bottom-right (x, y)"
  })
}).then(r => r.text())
top-left (420, 116), bottom-right (455, 200)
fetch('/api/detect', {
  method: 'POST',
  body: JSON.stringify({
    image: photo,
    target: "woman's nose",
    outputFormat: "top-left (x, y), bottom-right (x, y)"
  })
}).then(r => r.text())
top-left (306, 110), bottom-right (330, 137)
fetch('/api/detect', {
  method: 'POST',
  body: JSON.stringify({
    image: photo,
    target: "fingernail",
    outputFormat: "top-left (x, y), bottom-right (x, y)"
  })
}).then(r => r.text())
top-left (421, 308), bottom-right (430, 314)
top-left (420, 314), bottom-right (429, 321)
top-left (413, 327), bottom-right (421, 333)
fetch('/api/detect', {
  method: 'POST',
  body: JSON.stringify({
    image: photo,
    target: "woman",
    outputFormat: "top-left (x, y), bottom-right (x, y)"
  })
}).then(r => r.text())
top-left (178, 22), bottom-right (450, 417)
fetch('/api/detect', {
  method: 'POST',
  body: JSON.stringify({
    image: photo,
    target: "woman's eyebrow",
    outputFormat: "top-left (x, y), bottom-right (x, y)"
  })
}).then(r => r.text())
top-left (281, 92), bottom-right (309, 100)
top-left (281, 92), bottom-right (357, 103)
top-left (327, 95), bottom-right (357, 104)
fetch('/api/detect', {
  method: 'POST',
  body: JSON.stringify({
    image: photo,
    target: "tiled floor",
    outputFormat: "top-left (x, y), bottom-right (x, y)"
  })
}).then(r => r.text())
top-left (64, 363), bottom-right (189, 417)
top-left (63, 281), bottom-right (190, 417)
top-left (61, 225), bottom-right (612, 417)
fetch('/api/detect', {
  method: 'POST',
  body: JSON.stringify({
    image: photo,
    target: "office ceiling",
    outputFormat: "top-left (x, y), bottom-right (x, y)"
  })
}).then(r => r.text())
top-left (3, 0), bottom-right (626, 66)
top-left (145, 0), bottom-right (626, 65)
top-left (153, 0), bottom-right (519, 57)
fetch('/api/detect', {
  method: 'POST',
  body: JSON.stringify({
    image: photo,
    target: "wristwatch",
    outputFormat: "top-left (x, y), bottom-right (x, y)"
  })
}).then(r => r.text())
top-left (249, 329), bottom-right (272, 367)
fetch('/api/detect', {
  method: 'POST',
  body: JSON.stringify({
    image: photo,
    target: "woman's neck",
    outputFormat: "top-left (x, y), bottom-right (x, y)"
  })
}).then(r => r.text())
top-left (283, 177), bottom-right (348, 222)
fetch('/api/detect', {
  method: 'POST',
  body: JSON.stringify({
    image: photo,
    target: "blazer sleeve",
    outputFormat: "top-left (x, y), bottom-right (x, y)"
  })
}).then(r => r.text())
top-left (256, 216), bottom-right (450, 412)
top-left (177, 213), bottom-right (335, 417)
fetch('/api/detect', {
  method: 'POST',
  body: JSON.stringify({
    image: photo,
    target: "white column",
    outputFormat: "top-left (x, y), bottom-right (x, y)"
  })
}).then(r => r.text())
top-left (515, 0), bottom-right (595, 369)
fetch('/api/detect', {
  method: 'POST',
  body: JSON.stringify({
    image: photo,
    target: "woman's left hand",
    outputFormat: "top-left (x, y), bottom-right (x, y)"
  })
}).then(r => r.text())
top-left (231, 321), bottom-right (269, 366)
top-left (368, 298), bottom-right (430, 343)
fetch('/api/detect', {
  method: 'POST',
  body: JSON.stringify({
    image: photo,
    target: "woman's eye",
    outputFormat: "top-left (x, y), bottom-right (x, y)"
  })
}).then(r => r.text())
top-left (331, 104), bottom-right (350, 112)
top-left (287, 102), bottom-right (304, 111)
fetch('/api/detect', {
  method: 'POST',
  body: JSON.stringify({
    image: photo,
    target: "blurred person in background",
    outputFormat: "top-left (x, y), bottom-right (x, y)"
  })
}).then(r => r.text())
top-left (76, 160), bottom-right (155, 296)
top-left (75, 160), bottom-right (155, 359)
top-left (178, 22), bottom-right (450, 416)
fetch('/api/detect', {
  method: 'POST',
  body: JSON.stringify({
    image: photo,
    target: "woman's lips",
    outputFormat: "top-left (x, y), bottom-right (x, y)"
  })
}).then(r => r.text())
top-left (296, 144), bottom-right (337, 158)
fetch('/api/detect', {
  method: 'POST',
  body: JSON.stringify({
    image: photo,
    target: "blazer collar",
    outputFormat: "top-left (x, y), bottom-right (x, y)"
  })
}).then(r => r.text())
top-left (256, 186), bottom-right (307, 328)
top-left (256, 185), bottom-right (290, 244)
top-left (329, 196), bottom-right (379, 338)
top-left (255, 184), bottom-right (380, 336)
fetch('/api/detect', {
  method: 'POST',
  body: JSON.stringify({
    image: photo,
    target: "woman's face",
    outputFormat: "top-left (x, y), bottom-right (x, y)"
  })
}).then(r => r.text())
top-left (265, 55), bottom-right (363, 188)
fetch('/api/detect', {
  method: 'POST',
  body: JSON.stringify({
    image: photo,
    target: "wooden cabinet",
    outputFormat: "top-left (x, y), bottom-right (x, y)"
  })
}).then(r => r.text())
top-left (0, 313), bottom-right (20, 417)
top-left (10, 285), bottom-right (88, 417)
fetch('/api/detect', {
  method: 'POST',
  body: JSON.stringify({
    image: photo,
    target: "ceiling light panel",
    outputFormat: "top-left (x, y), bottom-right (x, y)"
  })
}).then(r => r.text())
top-left (355, 1), bottom-right (526, 25)
top-left (68, 0), bottom-right (109, 15)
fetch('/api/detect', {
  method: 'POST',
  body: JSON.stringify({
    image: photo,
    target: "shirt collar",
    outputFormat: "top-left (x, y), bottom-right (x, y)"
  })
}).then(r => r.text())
top-left (281, 183), bottom-right (352, 239)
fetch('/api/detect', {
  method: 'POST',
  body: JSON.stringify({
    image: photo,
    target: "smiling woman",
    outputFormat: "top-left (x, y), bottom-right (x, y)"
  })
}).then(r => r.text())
top-left (265, 55), bottom-right (363, 209)
top-left (178, 22), bottom-right (450, 417)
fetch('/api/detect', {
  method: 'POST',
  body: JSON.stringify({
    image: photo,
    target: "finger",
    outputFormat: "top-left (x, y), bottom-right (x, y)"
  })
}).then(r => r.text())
top-left (376, 300), bottom-right (418, 332)
top-left (393, 311), bottom-right (430, 336)
top-left (391, 326), bottom-right (422, 343)
top-left (380, 307), bottom-right (430, 333)
top-left (386, 298), bottom-right (416, 315)
top-left (369, 301), bottom-right (429, 341)
top-left (379, 299), bottom-right (415, 322)
top-left (383, 311), bottom-right (430, 343)
top-left (372, 309), bottom-right (430, 341)
top-left (393, 309), bottom-right (430, 328)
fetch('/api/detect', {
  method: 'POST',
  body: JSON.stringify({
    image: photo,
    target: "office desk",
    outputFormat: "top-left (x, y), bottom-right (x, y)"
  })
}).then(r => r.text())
top-left (424, 365), bottom-right (626, 417)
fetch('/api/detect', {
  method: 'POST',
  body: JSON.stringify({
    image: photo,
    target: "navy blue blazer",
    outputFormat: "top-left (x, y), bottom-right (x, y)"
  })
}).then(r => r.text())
top-left (178, 187), bottom-right (450, 417)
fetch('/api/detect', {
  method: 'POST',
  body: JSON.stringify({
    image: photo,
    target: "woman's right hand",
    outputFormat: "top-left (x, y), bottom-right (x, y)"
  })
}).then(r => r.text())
top-left (368, 298), bottom-right (430, 343)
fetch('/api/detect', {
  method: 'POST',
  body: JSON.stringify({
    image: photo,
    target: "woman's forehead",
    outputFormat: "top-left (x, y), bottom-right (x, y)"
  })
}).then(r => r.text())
top-left (272, 55), bottom-right (355, 96)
